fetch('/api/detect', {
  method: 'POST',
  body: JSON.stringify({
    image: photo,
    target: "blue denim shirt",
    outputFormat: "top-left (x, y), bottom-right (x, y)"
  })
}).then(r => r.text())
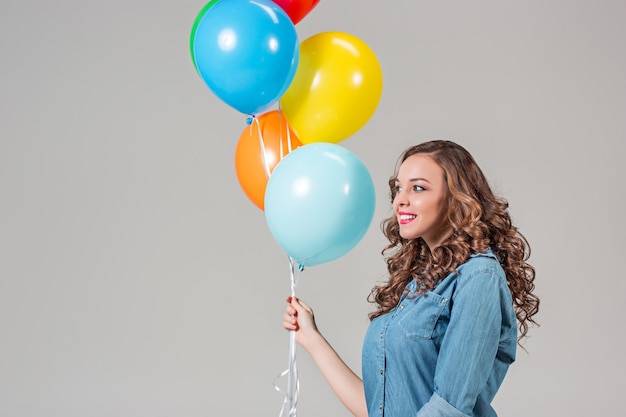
top-left (362, 251), bottom-right (517, 417)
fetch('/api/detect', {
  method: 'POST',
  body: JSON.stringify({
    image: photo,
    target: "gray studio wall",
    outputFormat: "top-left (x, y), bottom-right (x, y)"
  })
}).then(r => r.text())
top-left (1, 0), bottom-right (624, 416)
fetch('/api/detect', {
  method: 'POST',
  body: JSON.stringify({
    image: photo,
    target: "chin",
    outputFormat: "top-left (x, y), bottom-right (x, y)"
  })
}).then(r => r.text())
top-left (399, 230), bottom-right (420, 241)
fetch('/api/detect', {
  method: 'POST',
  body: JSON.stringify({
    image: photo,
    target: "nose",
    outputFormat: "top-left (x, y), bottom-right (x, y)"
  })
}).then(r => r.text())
top-left (394, 188), bottom-right (408, 208)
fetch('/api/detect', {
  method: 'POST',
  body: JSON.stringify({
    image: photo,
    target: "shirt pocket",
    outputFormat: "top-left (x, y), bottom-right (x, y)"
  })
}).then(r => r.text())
top-left (397, 291), bottom-right (449, 340)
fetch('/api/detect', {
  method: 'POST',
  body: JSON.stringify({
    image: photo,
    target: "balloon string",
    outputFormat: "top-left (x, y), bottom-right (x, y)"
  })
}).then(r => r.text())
top-left (252, 108), bottom-right (293, 185)
top-left (277, 106), bottom-right (293, 158)
top-left (278, 108), bottom-right (285, 159)
top-left (275, 256), bottom-right (300, 417)
top-left (250, 116), bottom-right (272, 180)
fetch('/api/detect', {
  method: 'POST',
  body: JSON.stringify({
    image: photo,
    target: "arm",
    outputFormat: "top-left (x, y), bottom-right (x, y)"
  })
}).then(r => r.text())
top-left (283, 297), bottom-right (367, 417)
top-left (417, 267), bottom-right (515, 416)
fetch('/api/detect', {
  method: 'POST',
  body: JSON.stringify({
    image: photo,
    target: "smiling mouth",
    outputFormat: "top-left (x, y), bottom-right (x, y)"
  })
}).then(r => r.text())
top-left (398, 214), bottom-right (416, 224)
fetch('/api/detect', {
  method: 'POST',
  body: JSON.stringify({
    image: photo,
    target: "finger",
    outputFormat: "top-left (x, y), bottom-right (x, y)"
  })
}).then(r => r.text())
top-left (284, 311), bottom-right (297, 323)
top-left (283, 316), bottom-right (298, 330)
top-left (293, 297), bottom-right (313, 315)
top-left (285, 305), bottom-right (297, 316)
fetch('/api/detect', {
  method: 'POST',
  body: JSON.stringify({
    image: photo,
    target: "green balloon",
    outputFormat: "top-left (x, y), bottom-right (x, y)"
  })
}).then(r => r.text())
top-left (190, 0), bottom-right (221, 71)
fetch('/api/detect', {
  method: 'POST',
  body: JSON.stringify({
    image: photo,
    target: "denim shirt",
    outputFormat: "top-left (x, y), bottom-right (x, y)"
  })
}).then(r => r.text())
top-left (362, 251), bottom-right (517, 417)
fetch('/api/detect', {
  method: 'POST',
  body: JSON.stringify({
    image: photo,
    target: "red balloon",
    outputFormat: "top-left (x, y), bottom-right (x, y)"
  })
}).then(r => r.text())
top-left (272, 0), bottom-right (320, 24)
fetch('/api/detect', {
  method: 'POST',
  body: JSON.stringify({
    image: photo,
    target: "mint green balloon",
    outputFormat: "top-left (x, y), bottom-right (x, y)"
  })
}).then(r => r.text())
top-left (264, 143), bottom-right (376, 267)
top-left (190, 0), bottom-right (221, 71)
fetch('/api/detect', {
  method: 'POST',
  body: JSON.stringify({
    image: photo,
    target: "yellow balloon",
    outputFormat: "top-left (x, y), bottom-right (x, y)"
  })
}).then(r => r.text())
top-left (280, 32), bottom-right (383, 144)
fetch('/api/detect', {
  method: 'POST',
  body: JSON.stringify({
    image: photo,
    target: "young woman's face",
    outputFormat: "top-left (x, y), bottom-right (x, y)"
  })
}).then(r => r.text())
top-left (392, 154), bottom-right (450, 248)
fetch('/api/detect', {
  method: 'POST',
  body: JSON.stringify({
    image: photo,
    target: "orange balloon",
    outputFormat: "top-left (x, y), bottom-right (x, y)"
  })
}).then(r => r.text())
top-left (235, 110), bottom-right (303, 210)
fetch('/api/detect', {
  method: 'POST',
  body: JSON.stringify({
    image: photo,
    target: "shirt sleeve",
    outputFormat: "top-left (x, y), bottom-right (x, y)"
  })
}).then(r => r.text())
top-left (417, 265), bottom-right (507, 416)
top-left (415, 392), bottom-right (469, 417)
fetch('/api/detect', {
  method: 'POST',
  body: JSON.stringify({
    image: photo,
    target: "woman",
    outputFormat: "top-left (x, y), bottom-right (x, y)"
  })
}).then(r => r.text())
top-left (283, 140), bottom-right (539, 417)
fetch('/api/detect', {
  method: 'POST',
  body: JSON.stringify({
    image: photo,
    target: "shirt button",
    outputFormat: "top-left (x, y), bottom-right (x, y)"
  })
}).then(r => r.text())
top-left (379, 369), bottom-right (383, 375)
top-left (399, 304), bottom-right (405, 310)
top-left (379, 404), bottom-right (383, 410)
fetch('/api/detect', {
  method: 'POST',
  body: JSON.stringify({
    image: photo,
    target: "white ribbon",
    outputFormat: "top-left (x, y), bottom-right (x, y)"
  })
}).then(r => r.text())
top-left (275, 256), bottom-right (301, 417)
top-left (249, 110), bottom-right (299, 416)
top-left (249, 108), bottom-right (294, 182)
top-left (249, 116), bottom-right (272, 180)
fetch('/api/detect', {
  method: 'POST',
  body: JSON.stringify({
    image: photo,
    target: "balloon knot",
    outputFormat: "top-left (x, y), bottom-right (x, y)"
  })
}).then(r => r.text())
top-left (298, 264), bottom-right (304, 272)
top-left (245, 116), bottom-right (255, 125)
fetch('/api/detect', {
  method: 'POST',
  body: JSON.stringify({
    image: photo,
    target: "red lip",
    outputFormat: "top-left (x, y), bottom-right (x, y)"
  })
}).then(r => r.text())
top-left (397, 211), bottom-right (416, 225)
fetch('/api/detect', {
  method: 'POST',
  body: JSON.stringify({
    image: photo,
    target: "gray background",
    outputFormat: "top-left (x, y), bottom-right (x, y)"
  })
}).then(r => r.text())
top-left (1, 0), bottom-right (624, 416)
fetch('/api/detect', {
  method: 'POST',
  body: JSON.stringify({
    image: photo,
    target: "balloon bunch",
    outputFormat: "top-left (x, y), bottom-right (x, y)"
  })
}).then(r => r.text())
top-left (191, 0), bottom-right (382, 267)
top-left (190, 0), bottom-right (382, 414)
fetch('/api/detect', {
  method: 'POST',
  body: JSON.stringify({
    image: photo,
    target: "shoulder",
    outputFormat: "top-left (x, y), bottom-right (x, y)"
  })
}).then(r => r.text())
top-left (447, 250), bottom-right (513, 310)
top-left (455, 249), bottom-right (506, 286)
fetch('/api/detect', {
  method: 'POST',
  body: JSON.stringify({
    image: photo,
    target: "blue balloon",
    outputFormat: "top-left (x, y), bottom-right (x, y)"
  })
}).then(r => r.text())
top-left (264, 143), bottom-right (376, 267)
top-left (193, 0), bottom-right (300, 115)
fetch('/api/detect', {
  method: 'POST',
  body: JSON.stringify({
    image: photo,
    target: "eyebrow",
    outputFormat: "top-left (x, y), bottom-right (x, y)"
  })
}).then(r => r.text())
top-left (394, 177), bottom-right (432, 184)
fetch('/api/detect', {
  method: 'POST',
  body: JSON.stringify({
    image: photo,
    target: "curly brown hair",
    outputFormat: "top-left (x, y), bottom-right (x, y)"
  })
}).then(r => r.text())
top-left (368, 140), bottom-right (539, 342)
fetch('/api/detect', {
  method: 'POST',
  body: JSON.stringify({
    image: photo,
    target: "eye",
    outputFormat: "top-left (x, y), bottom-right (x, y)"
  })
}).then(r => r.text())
top-left (412, 185), bottom-right (425, 192)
